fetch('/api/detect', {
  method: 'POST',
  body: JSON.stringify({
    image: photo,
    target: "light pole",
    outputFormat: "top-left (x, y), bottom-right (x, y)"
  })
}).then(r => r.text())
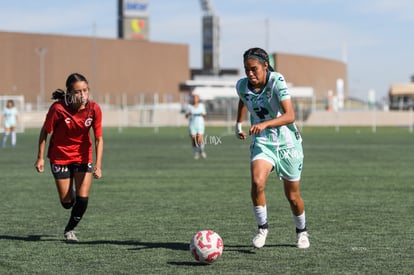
top-left (35, 47), bottom-right (47, 110)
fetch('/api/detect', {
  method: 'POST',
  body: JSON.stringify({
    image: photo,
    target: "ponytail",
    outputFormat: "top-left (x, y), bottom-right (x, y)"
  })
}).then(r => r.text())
top-left (51, 89), bottom-right (66, 100)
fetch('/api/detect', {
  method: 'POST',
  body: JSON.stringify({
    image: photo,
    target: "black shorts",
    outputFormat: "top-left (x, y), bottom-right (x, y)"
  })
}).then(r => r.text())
top-left (50, 163), bottom-right (93, 179)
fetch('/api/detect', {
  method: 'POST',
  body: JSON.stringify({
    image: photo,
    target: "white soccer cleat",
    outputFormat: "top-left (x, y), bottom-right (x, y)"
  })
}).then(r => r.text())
top-left (64, 230), bottom-right (78, 243)
top-left (201, 151), bottom-right (207, 159)
top-left (296, 231), bottom-right (310, 249)
top-left (194, 152), bottom-right (200, 160)
top-left (252, 228), bottom-right (268, 248)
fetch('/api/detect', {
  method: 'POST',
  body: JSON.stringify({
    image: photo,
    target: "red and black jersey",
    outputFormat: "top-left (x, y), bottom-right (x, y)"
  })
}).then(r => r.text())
top-left (43, 99), bottom-right (103, 165)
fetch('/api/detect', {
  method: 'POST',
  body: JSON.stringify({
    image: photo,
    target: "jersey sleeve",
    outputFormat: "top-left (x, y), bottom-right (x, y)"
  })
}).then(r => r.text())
top-left (43, 103), bottom-right (61, 134)
top-left (275, 73), bottom-right (291, 102)
top-left (235, 78), bottom-right (243, 98)
top-left (92, 103), bottom-right (103, 138)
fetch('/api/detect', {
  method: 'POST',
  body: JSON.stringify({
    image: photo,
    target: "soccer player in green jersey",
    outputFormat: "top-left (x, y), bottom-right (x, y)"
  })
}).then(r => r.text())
top-left (235, 47), bottom-right (309, 249)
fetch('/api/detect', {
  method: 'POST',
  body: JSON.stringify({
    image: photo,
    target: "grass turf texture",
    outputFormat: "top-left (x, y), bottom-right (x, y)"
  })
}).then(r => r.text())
top-left (0, 127), bottom-right (412, 274)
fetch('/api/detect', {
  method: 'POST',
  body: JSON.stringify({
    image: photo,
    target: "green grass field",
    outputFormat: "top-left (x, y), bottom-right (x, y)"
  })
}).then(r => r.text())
top-left (0, 126), bottom-right (413, 274)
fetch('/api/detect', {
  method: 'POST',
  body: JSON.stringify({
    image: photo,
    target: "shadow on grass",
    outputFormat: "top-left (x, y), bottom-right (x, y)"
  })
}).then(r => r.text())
top-left (168, 261), bottom-right (212, 266)
top-left (73, 240), bottom-right (296, 253)
top-left (0, 234), bottom-right (56, 241)
top-left (224, 243), bottom-right (296, 254)
top-left (0, 235), bottom-right (296, 253)
top-left (0, 235), bottom-right (188, 250)
top-left (80, 240), bottom-right (190, 251)
top-left (168, 244), bottom-right (298, 266)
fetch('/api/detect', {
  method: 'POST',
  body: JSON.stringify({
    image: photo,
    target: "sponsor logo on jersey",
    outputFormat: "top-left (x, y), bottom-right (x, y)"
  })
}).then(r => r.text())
top-left (85, 117), bottom-right (93, 127)
top-left (65, 117), bottom-right (71, 124)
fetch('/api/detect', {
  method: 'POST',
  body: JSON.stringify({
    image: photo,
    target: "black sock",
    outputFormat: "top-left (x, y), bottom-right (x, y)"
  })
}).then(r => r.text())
top-left (64, 196), bottom-right (88, 232)
top-left (296, 227), bottom-right (307, 234)
top-left (259, 223), bottom-right (269, 229)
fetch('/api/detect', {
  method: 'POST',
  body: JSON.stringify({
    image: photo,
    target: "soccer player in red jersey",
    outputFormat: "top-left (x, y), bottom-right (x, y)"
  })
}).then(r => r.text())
top-left (34, 73), bottom-right (103, 242)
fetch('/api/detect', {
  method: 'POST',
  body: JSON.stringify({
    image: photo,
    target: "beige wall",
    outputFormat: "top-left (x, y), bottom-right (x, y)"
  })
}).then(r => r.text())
top-left (274, 52), bottom-right (347, 100)
top-left (0, 31), bottom-right (347, 108)
top-left (0, 31), bottom-right (190, 106)
top-left (21, 109), bottom-right (414, 128)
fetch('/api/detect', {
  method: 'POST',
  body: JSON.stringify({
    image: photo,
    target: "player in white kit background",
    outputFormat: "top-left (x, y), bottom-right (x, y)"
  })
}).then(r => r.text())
top-left (2, 99), bottom-right (18, 148)
top-left (185, 94), bottom-right (207, 160)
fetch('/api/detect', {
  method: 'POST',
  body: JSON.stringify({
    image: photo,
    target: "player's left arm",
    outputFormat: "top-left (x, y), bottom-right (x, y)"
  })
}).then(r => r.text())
top-left (92, 104), bottom-right (103, 179)
top-left (93, 135), bottom-right (103, 179)
top-left (34, 127), bottom-right (49, 173)
top-left (235, 99), bottom-right (248, 140)
top-left (249, 99), bottom-right (296, 135)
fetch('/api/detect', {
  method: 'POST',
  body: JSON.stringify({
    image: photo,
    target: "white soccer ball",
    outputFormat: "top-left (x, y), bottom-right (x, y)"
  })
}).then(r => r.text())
top-left (189, 230), bottom-right (224, 264)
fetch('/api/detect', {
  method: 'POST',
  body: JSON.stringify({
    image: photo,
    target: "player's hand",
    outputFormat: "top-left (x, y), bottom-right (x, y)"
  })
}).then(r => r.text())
top-left (236, 131), bottom-right (247, 140)
top-left (235, 122), bottom-right (247, 140)
top-left (34, 159), bottom-right (44, 173)
top-left (249, 123), bottom-right (267, 135)
top-left (93, 167), bottom-right (102, 179)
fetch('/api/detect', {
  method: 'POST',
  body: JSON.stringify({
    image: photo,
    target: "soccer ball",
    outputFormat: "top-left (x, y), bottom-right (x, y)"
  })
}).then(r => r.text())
top-left (189, 230), bottom-right (224, 263)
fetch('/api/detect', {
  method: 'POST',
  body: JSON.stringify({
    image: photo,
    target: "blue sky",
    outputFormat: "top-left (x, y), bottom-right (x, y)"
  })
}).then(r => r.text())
top-left (0, 0), bottom-right (413, 100)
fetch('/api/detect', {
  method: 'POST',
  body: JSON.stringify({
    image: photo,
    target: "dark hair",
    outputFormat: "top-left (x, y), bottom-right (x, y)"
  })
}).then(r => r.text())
top-left (51, 73), bottom-right (89, 100)
top-left (51, 89), bottom-right (66, 100)
top-left (243, 47), bottom-right (274, 72)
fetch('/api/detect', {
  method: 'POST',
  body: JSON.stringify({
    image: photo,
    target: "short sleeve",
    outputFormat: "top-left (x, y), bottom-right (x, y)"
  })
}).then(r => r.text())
top-left (275, 73), bottom-right (291, 102)
top-left (92, 103), bottom-right (103, 138)
top-left (43, 103), bottom-right (60, 134)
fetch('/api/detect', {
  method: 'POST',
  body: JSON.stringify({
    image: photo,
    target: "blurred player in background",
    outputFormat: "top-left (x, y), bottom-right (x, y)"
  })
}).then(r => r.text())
top-left (2, 99), bottom-right (19, 148)
top-left (185, 94), bottom-right (207, 159)
top-left (34, 73), bottom-right (104, 242)
top-left (235, 47), bottom-right (310, 249)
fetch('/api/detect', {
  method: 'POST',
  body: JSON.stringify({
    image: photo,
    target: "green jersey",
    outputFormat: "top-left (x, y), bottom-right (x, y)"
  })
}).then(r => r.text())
top-left (236, 71), bottom-right (301, 149)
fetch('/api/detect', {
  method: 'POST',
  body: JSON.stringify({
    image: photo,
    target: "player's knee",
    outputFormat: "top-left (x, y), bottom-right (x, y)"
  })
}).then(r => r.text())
top-left (251, 180), bottom-right (266, 194)
top-left (286, 194), bottom-right (302, 206)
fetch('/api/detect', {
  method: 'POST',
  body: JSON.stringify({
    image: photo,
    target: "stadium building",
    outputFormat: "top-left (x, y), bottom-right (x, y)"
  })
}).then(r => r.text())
top-left (0, 0), bottom-right (356, 128)
top-left (388, 83), bottom-right (414, 110)
top-left (0, 31), bottom-right (347, 106)
top-left (0, 31), bottom-right (190, 109)
top-left (0, 30), bottom-right (350, 127)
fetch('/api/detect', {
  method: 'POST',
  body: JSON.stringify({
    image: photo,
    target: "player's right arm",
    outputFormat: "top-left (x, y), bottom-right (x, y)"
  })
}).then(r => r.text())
top-left (34, 127), bottom-right (49, 173)
top-left (235, 99), bottom-right (248, 140)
